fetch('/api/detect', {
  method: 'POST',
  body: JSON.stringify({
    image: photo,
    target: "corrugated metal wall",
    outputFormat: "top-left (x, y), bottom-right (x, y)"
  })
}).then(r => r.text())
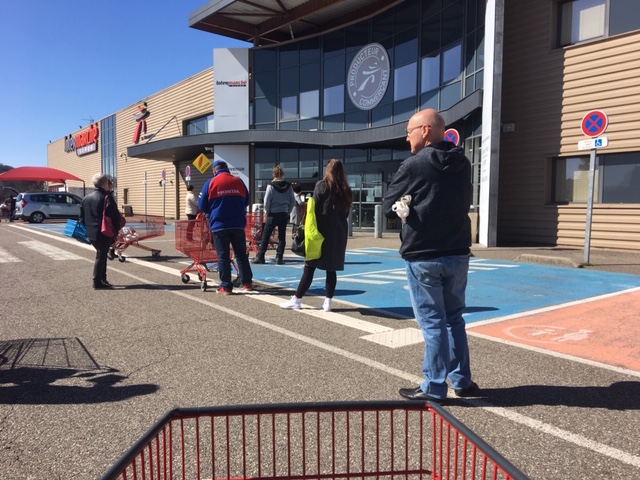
top-left (500, 1), bottom-right (640, 250)
top-left (115, 68), bottom-right (214, 219)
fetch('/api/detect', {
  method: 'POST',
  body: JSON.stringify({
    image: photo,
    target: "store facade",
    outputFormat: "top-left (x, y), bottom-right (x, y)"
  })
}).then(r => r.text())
top-left (47, 0), bottom-right (640, 251)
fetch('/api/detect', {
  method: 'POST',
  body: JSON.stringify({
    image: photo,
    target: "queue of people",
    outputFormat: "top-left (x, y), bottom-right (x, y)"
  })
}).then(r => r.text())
top-left (77, 109), bottom-right (478, 404)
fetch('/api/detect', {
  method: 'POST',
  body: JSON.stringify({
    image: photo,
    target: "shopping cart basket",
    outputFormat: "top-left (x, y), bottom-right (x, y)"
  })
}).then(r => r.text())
top-left (245, 212), bottom-right (280, 255)
top-left (175, 215), bottom-right (241, 291)
top-left (101, 400), bottom-right (528, 480)
top-left (108, 214), bottom-right (165, 262)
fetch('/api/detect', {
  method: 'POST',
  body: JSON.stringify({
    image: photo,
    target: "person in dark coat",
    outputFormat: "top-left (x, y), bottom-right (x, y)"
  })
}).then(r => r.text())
top-left (80, 173), bottom-right (121, 289)
top-left (280, 159), bottom-right (352, 312)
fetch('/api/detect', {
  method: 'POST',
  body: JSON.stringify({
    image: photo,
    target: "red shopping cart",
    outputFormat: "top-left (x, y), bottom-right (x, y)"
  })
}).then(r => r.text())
top-left (245, 212), bottom-right (279, 254)
top-left (175, 215), bottom-right (241, 291)
top-left (101, 400), bottom-right (528, 480)
top-left (108, 214), bottom-right (164, 262)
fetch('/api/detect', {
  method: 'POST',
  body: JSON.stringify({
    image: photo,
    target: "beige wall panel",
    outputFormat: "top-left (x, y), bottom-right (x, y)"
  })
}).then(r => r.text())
top-left (47, 134), bottom-right (102, 193)
top-left (114, 68), bottom-right (214, 218)
top-left (500, 1), bottom-right (640, 250)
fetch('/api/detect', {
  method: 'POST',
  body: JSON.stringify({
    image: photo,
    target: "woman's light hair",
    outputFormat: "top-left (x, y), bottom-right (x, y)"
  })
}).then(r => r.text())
top-left (92, 173), bottom-right (113, 188)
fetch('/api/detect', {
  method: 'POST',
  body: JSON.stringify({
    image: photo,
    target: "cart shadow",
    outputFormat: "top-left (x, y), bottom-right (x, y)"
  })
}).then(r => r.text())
top-left (0, 337), bottom-right (159, 404)
top-left (449, 382), bottom-right (640, 410)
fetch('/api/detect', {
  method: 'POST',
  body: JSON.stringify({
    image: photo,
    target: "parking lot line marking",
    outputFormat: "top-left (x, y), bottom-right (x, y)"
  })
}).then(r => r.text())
top-left (11, 224), bottom-right (640, 468)
top-left (0, 247), bottom-right (22, 263)
top-left (19, 240), bottom-right (83, 260)
top-left (338, 277), bottom-right (390, 285)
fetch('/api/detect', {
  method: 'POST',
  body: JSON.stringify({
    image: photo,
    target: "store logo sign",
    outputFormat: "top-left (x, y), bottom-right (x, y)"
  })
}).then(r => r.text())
top-left (65, 123), bottom-right (99, 156)
top-left (347, 43), bottom-right (390, 111)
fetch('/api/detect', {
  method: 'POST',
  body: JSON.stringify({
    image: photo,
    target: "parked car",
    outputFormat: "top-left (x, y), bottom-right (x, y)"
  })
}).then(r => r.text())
top-left (14, 192), bottom-right (83, 223)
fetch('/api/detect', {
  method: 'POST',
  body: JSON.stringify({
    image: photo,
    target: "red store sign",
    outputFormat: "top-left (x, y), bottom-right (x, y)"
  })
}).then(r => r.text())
top-left (65, 123), bottom-right (99, 156)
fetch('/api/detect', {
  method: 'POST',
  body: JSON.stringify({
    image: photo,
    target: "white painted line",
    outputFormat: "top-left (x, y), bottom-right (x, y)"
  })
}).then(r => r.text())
top-left (10, 224), bottom-right (640, 468)
top-left (0, 247), bottom-right (22, 263)
top-left (19, 240), bottom-right (83, 260)
top-left (254, 294), bottom-right (393, 334)
top-left (338, 277), bottom-right (390, 285)
top-left (469, 260), bottom-right (520, 268)
top-left (361, 328), bottom-right (423, 348)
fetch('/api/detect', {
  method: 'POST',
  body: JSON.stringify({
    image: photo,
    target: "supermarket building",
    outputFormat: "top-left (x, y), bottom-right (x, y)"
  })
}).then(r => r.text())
top-left (47, 0), bottom-right (640, 251)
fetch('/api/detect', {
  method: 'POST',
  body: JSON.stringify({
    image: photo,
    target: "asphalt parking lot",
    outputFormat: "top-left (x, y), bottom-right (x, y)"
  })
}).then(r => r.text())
top-left (1, 220), bottom-right (640, 479)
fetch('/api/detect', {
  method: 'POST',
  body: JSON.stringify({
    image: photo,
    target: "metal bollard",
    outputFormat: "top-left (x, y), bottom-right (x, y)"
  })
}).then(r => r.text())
top-left (374, 204), bottom-right (382, 238)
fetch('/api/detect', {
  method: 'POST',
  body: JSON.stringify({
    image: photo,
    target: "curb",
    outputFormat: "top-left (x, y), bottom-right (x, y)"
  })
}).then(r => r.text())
top-left (515, 254), bottom-right (583, 268)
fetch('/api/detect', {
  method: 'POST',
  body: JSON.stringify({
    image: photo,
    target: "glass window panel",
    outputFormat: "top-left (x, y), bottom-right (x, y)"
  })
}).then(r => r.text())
top-left (253, 49), bottom-right (277, 71)
top-left (324, 30), bottom-right (345, 56)
top-left (609, 0), bottom-right (640, 36)
top-left (440, 81), bottom-right (462, 110)
top-left (553, 156), bottom-right (598, 203)
top-left (372, 148), bottom-right (392, 162)
top-left (300, 62), bottom-right (320, 90)
top-left (372, 8), bottom-right (394, 42)
top-left (323, 85), bottom-right (344, 116)
top-left (300, 118), bottom-right (319, 131)
top-left (394, 62), bottom-right (417, 100)
top-left (442, 42), bottom-right (462, 83)
top-left (422, 0), bottom-right (442, 21)
top-left (601, 153), bottom-right (640, 202)
top-left (279, 121), bottom-right (298, 130)
top-left (465, 33), bottom-right (477, 72)
top-left (279, 43), bottom-right (299, 67)
top-left (466, 0), bottom-right (478, 32)
top-left (421, 54), bottom-right (440, 92)
top-left (441, 1), bottom-right (464, 47)
top-left (344, 148), bottom-right (367, 163)
top-left (476, 28), bottom-right (485, 69)
top-left (255, 70), bottom-right (276, 97)
top-left (281, 93), bottom-right (298, 120)
top-left (465, 75), bottom-right (475, 95)
top-left (323, 114), bottom-right (344, 131)
top-left (345, 23), bottom-right (369, 51)
top-left (421, 15), bottom-right (441, 56)
top-left (254, 123), bottom-right (275, 130)
top-left (395, 1), bottom-right (418, 32)
top-left (394, 32), bottom-right (418, 67)
top-left (345, 111), bottom-right (368, 130)
top-left (280, 66), bottom-right (299, 94)
top-left (560, 0), bottom-right (605, 46)
top-left (299, 38), bottom-right (320, 63)
top-left (393, 98), bottom-right (415, 123)
top-left (255, 97), bottom-right (276, 123)
top-left (324, 55), bottom-right (345, 86)
top-left (279, 161), bottom-right (298, 178)
top-left (421, 90), bottom-right (440, 111)
top-left (371, 103), bottom-right (392, 127)
top-left (323, 148), bottom-right (344, 164)
top-left (300, 90), bottom-right (319, 119)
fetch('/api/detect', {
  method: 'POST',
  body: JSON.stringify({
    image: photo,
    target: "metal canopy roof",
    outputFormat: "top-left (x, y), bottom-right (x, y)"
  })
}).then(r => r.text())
top-left (189, 0), bottom-right (404, 46)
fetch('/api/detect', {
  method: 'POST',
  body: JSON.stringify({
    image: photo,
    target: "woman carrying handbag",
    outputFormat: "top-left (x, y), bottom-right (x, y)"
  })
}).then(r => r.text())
top-left (80, 173), bottom-right (121, 289)
top-left (280, 159), bottom-right (352, 312)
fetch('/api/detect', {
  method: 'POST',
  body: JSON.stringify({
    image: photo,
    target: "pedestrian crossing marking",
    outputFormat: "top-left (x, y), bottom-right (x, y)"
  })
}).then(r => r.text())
top-left (19, 241), bottom-right (84, 260)
top-left (0, 247), bottom-right (22, 263)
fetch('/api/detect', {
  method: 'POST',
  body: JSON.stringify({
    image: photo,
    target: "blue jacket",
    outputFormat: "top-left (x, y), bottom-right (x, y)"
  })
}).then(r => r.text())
top-left (198, 169), bottom-right (249, 232)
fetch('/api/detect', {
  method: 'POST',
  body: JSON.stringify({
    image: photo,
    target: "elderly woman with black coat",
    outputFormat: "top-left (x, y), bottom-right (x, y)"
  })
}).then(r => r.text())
top-left (280, 159), bottom-right (353, 312)
top-left (80, 173), bottom-right (121, 289)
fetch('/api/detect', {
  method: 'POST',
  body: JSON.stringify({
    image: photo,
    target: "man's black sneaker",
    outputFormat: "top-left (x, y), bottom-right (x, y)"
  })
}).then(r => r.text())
top-left (454, 381), bottom-right (480, 397)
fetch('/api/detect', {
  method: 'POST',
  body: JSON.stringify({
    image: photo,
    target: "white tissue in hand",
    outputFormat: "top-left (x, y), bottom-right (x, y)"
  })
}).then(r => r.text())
top-left (392, 195), bottom-right (412, 223)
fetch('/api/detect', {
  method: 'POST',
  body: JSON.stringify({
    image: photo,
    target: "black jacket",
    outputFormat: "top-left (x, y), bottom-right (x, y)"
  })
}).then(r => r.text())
top-left (80, 187), bottom-right (121, 242)
top-left (382, 141), bottom-right (471, 260)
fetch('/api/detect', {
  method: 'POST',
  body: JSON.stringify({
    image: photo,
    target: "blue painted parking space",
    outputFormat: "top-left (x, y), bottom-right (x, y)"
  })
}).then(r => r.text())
top-left (30, 223), bottom-right (640, 324)
top-left (257, 248), bottom-right (640, 324)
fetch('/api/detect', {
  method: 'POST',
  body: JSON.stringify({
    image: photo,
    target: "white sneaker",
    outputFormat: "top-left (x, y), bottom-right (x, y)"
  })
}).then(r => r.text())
top-left (320, 298), bottom-right (332, 312)
top-left (280, 296), bottom-right (301, 310)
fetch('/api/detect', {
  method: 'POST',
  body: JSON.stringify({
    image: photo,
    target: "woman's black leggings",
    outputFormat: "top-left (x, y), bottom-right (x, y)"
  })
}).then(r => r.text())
top-left (296, 265), bottom-right (337, 298)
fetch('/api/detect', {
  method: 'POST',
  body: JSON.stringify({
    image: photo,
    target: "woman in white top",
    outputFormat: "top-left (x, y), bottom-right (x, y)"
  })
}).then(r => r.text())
top-left (185, 185), bottom-right (199, 220)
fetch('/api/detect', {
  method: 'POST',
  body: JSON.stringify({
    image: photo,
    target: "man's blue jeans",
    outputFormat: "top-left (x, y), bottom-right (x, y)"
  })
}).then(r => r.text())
top-left (405, 255), bottom-right (472, 399)
top-left (212, 228), bottom-right (253, 291)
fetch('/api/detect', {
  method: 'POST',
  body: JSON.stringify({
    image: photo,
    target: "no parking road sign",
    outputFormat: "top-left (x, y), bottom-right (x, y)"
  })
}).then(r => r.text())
top-left (444, 128), bottom-right (460, 146)
top-left (581, 110), bottom-right (608, 137)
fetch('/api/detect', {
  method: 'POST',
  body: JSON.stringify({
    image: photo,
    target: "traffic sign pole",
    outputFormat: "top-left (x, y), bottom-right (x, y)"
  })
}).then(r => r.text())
top-left (584, 148), bottom-right (597, 264)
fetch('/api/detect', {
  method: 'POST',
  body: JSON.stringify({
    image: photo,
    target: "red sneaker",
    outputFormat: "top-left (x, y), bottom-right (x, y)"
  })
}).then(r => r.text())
top-left (242, 283), bottom-right (253, 292)
top-left (218, 287), bottom-right (232, 295)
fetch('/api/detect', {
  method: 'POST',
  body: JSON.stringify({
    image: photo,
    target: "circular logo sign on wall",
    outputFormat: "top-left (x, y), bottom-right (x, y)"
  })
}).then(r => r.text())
top-left (347, 43), bottom-right (390, 111)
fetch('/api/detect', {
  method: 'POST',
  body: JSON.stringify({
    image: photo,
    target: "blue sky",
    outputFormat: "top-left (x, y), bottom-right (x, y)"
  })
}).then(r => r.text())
top-left (0, 1), bottom-right (250, 168)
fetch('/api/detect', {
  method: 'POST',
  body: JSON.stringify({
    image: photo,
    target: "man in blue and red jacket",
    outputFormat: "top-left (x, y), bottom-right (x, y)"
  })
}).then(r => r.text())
top-left (199, 160), bottom-right (253, 294)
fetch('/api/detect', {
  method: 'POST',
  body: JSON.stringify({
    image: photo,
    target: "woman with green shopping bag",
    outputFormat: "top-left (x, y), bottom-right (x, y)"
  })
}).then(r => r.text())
top-left (280, 159), bottom-right (353, 312)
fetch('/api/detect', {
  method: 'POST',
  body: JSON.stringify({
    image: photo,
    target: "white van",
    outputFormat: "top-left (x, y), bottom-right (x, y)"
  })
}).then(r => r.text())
top-left (14, 192), bottom-right (83, 223)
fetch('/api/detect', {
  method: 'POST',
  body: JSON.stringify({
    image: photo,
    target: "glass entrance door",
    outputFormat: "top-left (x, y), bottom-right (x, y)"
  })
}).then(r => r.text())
top-left (348, 173), bottom-right (383, 230)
